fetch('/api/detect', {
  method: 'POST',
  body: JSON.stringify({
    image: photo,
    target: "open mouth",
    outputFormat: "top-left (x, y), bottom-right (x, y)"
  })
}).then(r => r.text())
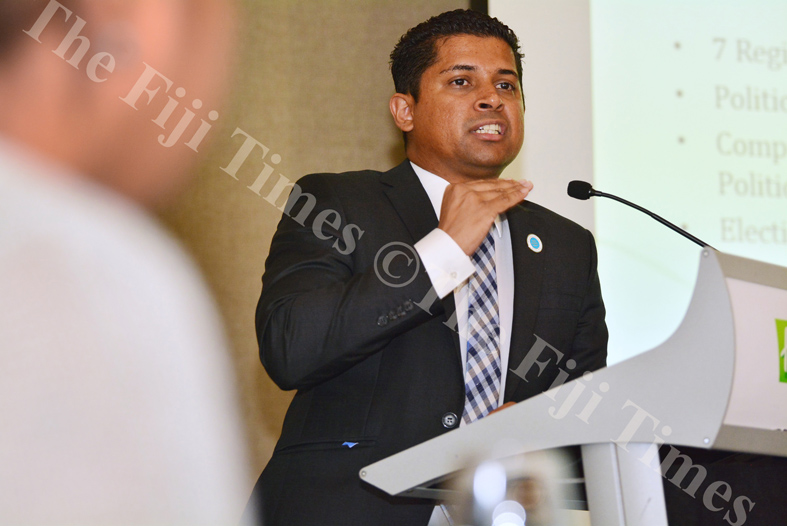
top-left (472, 123), bottom-right (502, 135)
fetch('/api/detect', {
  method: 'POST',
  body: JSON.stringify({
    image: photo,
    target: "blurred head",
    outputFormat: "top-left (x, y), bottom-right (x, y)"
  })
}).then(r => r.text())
top-left (0, 0), bottom-right (236, 206)
top-left (390, 9), bottom-right (523, 102)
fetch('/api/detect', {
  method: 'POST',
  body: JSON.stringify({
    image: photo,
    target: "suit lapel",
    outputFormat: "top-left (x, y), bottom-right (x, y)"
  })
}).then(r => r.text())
top-left (504, 202), bottom-right (547, 401)
top-left (380, 160), bottom-right (460, 354)
top-left (380, 160), bottom-right (438, 243)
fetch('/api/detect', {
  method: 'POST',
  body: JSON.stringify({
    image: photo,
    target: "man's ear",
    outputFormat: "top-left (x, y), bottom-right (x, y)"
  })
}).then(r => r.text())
top-left (389, 93), bottom-right (415, 132)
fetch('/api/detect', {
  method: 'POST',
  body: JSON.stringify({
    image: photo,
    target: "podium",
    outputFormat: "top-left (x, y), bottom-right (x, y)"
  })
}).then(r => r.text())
top-left (359, 250), bottom-right (787, 525)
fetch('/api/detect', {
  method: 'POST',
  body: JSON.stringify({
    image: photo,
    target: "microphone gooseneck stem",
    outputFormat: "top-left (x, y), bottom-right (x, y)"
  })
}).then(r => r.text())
top-left (594, 190), bottom-right (712, 249)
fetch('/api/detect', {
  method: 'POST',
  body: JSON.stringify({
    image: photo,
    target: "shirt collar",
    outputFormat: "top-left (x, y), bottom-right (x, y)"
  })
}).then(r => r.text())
top-left (410, 161), bottom-right (503, 238)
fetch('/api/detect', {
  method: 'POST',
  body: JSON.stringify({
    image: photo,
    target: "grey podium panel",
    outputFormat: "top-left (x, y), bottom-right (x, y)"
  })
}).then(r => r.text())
top-left (360, 250), bottom-right (787, 525)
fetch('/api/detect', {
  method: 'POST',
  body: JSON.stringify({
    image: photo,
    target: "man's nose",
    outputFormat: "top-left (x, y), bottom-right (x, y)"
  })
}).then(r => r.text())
top-left (475, 86), bottom-right (503, 111)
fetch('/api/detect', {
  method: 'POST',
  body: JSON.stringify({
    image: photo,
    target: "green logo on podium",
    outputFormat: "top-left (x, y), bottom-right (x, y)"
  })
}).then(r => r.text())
top-left (778, 319), bottom-right (787, 384)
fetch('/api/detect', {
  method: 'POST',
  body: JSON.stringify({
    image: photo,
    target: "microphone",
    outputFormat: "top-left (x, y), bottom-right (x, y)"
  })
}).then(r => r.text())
top-left (567, 181), bottom-right (594, 200)
top-left (567, 180), bottom-right (712, 248)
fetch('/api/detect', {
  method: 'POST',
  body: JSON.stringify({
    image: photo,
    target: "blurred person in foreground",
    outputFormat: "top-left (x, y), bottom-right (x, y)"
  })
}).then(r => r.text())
top-left (0, 1), bottom-right (252, 524)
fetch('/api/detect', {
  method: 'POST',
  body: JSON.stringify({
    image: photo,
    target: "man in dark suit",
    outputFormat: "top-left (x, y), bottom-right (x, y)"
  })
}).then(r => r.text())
top-left (248, 9), bottom-right (607, 526)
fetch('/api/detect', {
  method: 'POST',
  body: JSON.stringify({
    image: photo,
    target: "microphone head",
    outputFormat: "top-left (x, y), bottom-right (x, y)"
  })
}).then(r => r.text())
top-left (567, 180), bottom-right (594, 200)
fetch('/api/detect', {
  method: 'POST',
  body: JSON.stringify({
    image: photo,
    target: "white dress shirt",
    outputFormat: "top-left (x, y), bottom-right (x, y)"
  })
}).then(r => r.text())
top-left (0, 140), bottom-right (252, 525)
top-left (410, 162), bottom-right (515, 410)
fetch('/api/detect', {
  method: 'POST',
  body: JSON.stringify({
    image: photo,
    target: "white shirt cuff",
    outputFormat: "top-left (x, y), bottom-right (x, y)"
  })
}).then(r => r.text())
top-left (414, 229), bottom-right (474, 299)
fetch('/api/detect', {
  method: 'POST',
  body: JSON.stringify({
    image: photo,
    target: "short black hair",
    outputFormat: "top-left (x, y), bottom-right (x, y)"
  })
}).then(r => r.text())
top-left (0, 1), bottom-right (76, 63)
top-left (390, 9), bottom-right (523, 101)
top-left (0, 3), bottom-right (43, 60)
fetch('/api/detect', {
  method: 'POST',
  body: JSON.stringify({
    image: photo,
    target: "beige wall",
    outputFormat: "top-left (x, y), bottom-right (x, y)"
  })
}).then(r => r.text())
top-left (159, 0), bottom-right (467, 490)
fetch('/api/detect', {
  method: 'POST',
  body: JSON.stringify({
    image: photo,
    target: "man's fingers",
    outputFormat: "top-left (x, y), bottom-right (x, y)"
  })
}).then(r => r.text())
top-left (488, 401), bottom-right (517, 416)
top-left (486, 183), bottom-right (530, 200)
top-left (461, 179), bottom-right (533, 204)
top-left (480, 181), bottom-right (532, 209)
top-left (461, 178), bottom-right (530, 192)
top-left (438, 178), bottom-right (534, 255)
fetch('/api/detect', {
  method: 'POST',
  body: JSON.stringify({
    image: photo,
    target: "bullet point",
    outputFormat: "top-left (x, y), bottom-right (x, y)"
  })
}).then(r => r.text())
top-left (678, 136), bottom-right (685, 144)
top-left (674, 42), bottom-right (681, 50)
top-left (676, 90), bottom-right (683, 97)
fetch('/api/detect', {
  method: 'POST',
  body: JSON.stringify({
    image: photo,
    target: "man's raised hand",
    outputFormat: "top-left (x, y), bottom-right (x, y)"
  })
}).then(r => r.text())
top-left (438, 179), bottom-right (533, 255)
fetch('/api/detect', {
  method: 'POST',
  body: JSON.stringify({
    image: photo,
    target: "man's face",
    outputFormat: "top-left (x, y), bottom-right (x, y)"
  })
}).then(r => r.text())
top-left (399, 35), bottom-right (525, 183)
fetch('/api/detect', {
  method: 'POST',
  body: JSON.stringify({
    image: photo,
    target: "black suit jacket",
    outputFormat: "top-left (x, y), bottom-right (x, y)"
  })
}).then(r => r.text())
top-left (248, 160), bottom-right (607, 525)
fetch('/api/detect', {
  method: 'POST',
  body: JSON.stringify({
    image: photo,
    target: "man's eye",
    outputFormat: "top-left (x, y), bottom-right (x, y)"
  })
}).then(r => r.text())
top-left (498, 82), bottom-right (515, 91)
top-left (451, 78), bottom-right (468, 86)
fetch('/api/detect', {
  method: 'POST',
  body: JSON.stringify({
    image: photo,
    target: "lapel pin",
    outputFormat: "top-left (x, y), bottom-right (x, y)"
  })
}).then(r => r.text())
top-left (527, 234), bottom-right (543, 253)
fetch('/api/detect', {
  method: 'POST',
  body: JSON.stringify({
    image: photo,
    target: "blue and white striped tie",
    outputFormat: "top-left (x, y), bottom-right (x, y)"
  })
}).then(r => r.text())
top-left (462, 230), bottom-right (501, 424)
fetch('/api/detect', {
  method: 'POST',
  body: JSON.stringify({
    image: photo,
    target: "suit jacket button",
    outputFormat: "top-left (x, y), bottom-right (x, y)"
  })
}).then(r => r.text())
top-left (377, 315), bottom-right (389, 327)
top-left (442, 412), bottom-right (458, 429)
top-left (403, 300), bottom-right (414, 311)
top-left (388, 309), bottom-right (397, 320)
